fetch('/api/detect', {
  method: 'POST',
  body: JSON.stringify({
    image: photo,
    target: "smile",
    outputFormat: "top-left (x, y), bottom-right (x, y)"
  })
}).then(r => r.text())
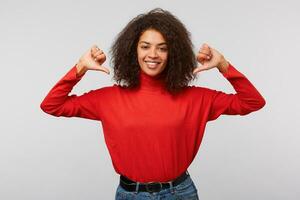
top-left (145, 61), bottom-right (161, 69)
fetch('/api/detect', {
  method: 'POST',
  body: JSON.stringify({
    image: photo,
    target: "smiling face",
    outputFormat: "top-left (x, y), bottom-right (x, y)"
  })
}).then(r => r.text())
top-left (137, 29), bottom-right (168, 77)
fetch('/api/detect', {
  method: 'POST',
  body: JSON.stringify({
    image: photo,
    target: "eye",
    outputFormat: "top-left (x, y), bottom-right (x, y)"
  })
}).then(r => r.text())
top-left (141, 46), bottom-right (149, 49)
top-left (159, 47), bottom-right (168, 52)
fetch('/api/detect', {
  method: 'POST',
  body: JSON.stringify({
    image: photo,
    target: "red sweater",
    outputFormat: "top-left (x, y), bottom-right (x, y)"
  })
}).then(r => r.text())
top-left (40, 63), bottom-right (265, 182)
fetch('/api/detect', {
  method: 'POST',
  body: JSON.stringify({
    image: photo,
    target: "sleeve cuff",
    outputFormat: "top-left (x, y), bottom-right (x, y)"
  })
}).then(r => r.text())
top-left (221, 62), bottom-right (244, 79)
top-left (63, 65), bottom-right (85, 81)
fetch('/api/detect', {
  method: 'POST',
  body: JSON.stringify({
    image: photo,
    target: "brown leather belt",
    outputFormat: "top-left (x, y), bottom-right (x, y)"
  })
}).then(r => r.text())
top-left (119, 171), bottom-right (189, 193)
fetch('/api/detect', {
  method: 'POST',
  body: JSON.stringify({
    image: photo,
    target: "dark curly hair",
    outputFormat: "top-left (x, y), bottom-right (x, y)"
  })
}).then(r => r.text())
top-left (110, 8), bottom-right (197, 94)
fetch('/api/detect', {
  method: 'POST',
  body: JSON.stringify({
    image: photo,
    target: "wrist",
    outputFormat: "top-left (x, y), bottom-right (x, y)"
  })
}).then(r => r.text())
top-left (76, 62), bottom-right (87, 77)
top-left (217, 58), bottom-right (229, 73)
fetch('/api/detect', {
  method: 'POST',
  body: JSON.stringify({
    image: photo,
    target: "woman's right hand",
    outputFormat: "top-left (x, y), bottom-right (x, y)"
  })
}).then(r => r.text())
top-left (76, 45), bottom-right (110, 76)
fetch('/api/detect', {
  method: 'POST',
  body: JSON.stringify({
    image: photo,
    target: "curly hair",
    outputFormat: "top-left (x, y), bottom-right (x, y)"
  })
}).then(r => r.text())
top-left (110, 8), bottom-right (197, 94)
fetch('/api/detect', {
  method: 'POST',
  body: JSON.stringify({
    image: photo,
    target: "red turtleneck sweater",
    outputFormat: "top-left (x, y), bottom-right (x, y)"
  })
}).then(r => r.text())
top-left (40, 63), bottom-right (265, 182)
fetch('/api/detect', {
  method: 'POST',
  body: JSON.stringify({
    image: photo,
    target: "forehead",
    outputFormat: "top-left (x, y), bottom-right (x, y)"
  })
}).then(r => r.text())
top-left (138, 29), bottom-right (166, 44)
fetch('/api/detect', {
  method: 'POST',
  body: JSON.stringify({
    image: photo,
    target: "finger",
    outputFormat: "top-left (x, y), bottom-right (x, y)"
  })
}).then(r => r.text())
top-left (199, 51), bottom-right (210, 57)
top-left (193, 67), bottom-right (203, 74)
top-left (196, 54), bottom-right (205, 64)
top-left (198, 52), bottom-right (211, 60)
top-left (202, 43), bottom-right (212, 52)
top-left (93, 50), bottom-right (104, 58)
top-left (199, 43), bottom-right (212, 56)
top-left (199, 49), bottom-right (211, 58)
top-left (193, 65), bottom-right (208, 74)
top-left (91, 45), bottom-right (101, 54)
top-left (202, 43), bottom-right (209, 48)
top-left (197, 53), bottom-right (211, 64)
top-left (94, 65), bottom-right (110, 75)
top-left (94, 54), bottom-right (106, 61)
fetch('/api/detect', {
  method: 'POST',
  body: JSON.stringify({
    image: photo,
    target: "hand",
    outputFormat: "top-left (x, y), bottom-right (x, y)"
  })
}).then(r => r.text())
top-left (76, 45), bottom-right (110, 76)
top-left (193, 43), bottom-right (229, 74)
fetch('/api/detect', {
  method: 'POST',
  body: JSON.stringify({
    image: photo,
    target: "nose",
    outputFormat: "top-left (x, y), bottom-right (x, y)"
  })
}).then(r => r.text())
top-left (149, 47), bottom-right (158, 58)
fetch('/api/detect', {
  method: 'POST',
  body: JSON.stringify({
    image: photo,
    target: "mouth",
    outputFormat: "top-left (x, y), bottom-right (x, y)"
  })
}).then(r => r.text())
top-left (145, 60), bottom-right (161, 69)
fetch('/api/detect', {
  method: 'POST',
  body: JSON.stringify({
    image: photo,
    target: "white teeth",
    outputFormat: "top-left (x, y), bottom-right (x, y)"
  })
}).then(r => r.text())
top-left (145, 61), bottom-right (160, 69)
top-left (145, 61), bottom-right (160, 64)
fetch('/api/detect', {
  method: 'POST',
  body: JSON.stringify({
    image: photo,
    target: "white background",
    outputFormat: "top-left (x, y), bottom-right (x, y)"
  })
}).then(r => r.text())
top-left (1, 0), bottom-right (299, 199)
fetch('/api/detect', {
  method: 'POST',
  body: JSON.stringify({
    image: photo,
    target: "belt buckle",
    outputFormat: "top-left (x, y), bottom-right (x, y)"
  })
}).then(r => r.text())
top-left (145, 182), bottom-right (162, 193)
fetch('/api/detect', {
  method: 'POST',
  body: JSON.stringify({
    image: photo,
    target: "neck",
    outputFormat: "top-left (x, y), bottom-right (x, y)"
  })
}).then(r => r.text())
top-left (138, 70), bottom-right (165, 93)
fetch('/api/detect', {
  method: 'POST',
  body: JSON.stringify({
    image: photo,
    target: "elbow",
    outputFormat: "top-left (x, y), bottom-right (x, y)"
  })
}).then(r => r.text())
top-left (238, 96), bottom-right (266, 116)
top-left (40, 100), bottom-right (47, 113)
top-left (258, 97), bottom-right (266, 110)
top-left (254, 95), bottom-right (266, 111)
top-left (40, 100), bottom-right (59, 117)
top-left (40, 101), bottom-right (52, 115)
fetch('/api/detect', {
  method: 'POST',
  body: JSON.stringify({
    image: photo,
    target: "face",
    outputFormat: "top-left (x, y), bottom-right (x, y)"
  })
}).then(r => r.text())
top-left (137, 29), bottom-right (168, 77)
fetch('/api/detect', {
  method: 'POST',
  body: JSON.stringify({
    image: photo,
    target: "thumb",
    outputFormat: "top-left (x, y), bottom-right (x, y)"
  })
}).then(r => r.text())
top-left (193, 64), bottom-right (208, 74)
top-left (94, 65), bottom-right (111, 75)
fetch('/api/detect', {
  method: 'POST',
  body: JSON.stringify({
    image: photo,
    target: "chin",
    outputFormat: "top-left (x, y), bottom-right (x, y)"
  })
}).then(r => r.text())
top-left (140, 65), bottom-right (166, 77)
top-left (141, 68), bottom-right (161, 77)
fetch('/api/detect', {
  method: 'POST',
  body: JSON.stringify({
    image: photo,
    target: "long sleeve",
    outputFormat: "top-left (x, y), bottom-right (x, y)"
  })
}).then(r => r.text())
top-left (40, 65), bottom-right (102, 121)
top-left (207, 63), bottom-right (266, 121)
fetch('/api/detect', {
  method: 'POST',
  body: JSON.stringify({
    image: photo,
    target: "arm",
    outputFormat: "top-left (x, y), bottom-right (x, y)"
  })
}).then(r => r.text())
top-left (40, 65), bottom-right (102, 120)
top-left (207, 63), bottom-right (266, 121)
top-left (193, 43), bottom-right (266, 121)
top-left (40, 45), bottom-right (110, 120)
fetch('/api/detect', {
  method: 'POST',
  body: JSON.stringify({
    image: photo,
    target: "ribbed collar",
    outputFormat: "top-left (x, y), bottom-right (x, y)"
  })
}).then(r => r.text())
top-left (138, 70), bottom-right (166, 93)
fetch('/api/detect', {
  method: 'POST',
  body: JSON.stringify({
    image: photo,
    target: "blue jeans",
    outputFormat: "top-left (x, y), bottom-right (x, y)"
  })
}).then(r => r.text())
top-left (115, 174), bottom-right (199, 200)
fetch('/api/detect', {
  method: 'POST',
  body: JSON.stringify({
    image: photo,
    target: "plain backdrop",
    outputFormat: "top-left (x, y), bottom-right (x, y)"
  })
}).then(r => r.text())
top-left (1, 0), bottom-right (299, 199)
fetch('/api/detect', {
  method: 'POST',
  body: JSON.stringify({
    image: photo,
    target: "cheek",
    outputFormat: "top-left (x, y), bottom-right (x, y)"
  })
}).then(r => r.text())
top-left (137, 54), bottom-right (143, 64)
top-left (137, 50), bottom-right (145, 60)
top-left (162, 54), bottom-right (168, 63)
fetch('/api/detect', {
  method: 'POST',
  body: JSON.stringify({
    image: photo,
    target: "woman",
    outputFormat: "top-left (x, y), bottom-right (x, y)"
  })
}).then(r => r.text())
top-left (40, 8), bottom-right (266, 200)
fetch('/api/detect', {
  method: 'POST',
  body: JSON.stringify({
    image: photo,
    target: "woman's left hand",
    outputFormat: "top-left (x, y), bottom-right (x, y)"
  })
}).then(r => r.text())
top-left (193, 43), bottom-right (229, 74)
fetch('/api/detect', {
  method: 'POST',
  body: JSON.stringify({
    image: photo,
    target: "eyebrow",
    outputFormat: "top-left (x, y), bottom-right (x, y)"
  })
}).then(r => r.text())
top-left (139, 41), bottom-right (167, 46)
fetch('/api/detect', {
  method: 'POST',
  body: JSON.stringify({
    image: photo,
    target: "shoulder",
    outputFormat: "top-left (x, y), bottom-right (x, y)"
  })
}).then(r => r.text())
top-left (185, 85), bottom-right (215, 95)
top-left (180, 85), bottom-right (218, 101)
top-left (86, 84), bottom-right (121, 96)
